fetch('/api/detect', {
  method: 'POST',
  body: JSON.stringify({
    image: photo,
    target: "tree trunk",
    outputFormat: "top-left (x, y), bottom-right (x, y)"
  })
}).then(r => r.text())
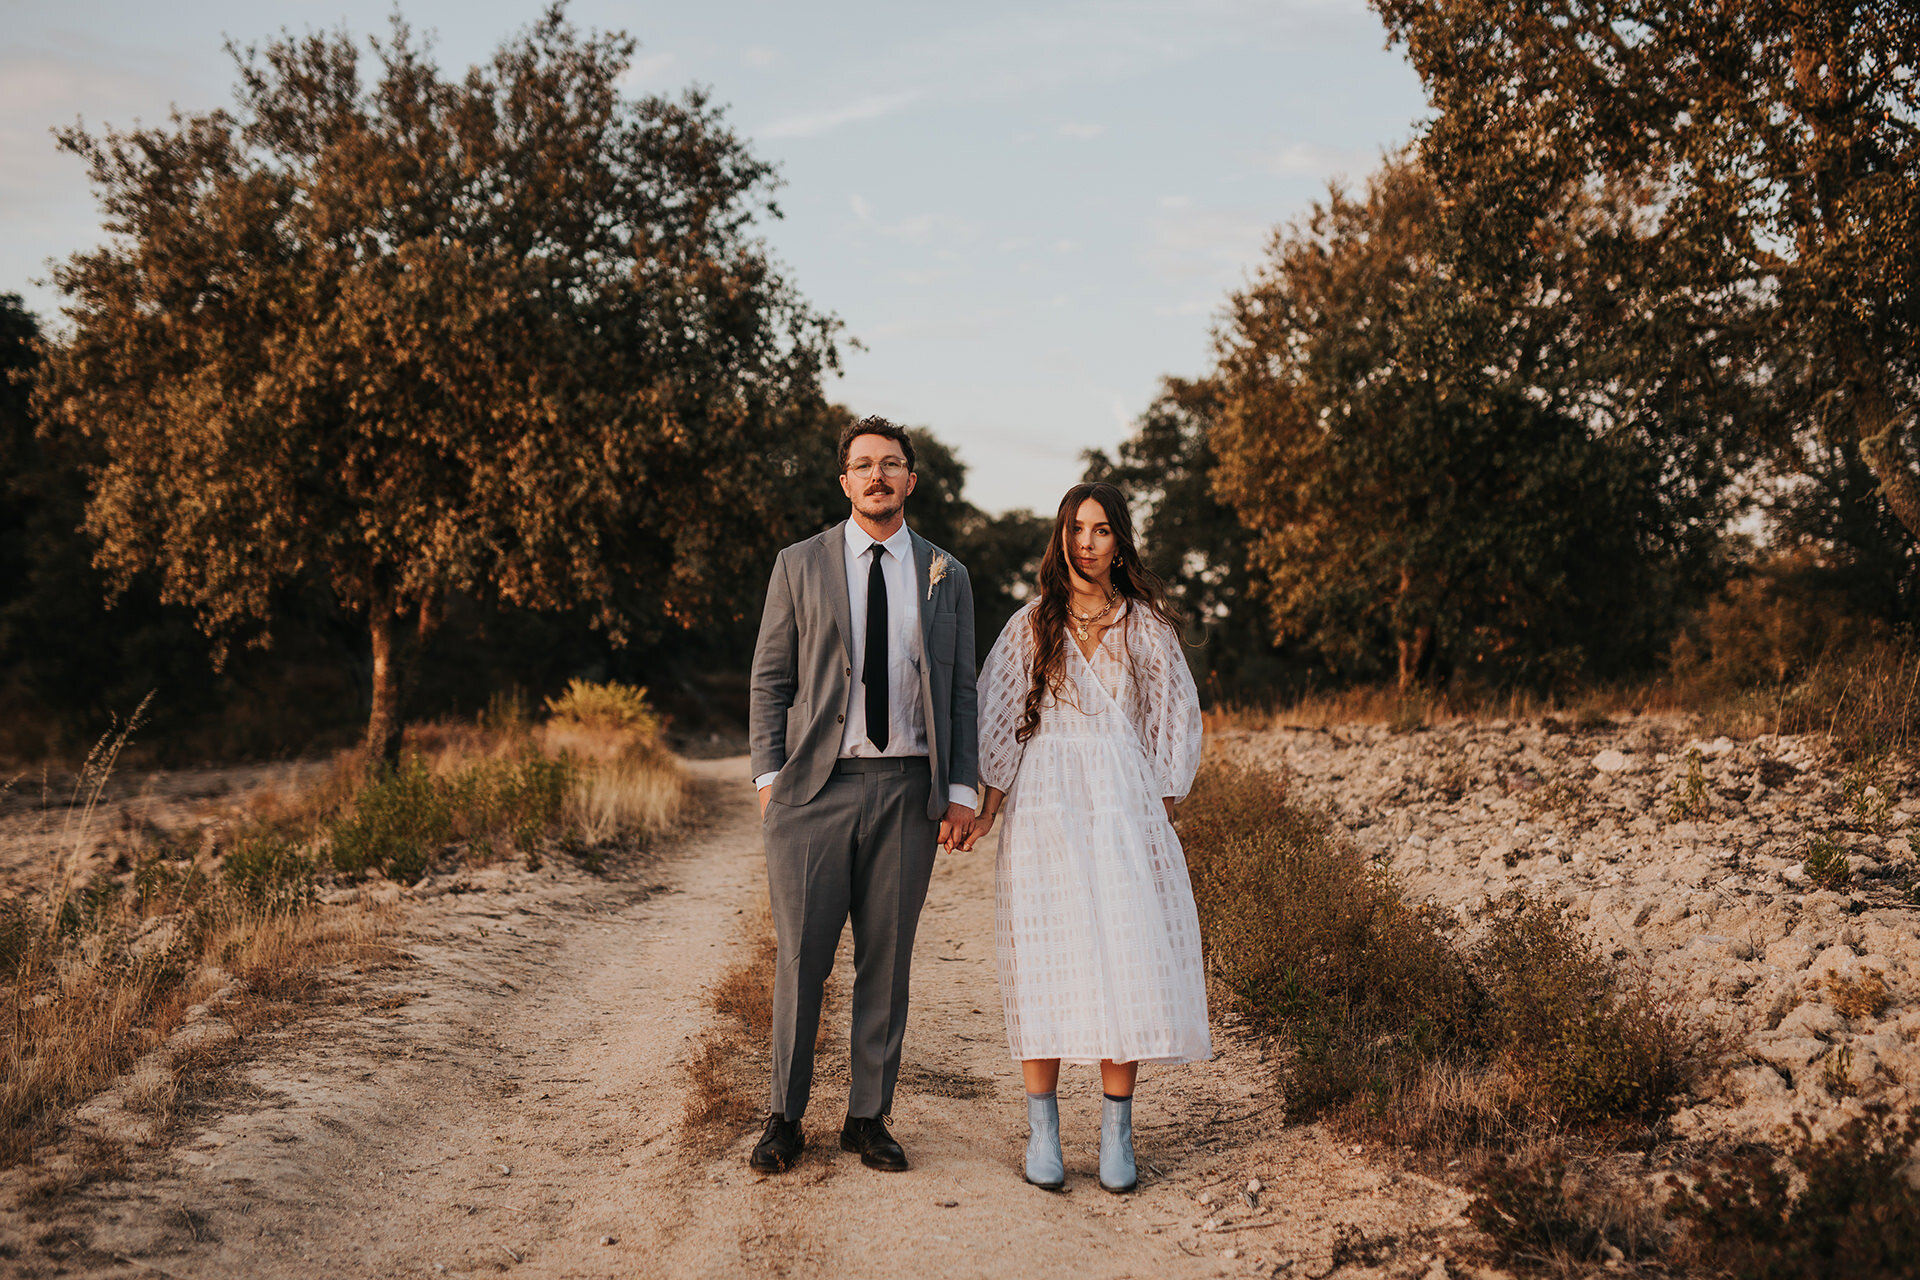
top-left (1396, 623), bottom-right (1433, 693)
top-left (364, 590), bottom-right (443, 769)
top-left (1857, 405), bottom-right (1920, 543)
top-left (365, 606), bottom-right (404, 769)
top-left (1394, 566), bottom-right (1432, 693)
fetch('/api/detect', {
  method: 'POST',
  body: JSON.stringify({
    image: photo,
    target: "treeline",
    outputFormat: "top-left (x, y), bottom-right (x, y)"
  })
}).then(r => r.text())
top-left (6, 3), bottom-right (1917, 762)
top-left (0, 291), bottom-right (1042, 762)
top-left (1095, 1), bottom-right (1920, 707)
top-left (0, 9), bottom-right (1045, 764)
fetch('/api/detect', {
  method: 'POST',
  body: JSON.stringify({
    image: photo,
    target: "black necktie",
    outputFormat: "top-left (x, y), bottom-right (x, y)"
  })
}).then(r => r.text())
top-left (865, 545), bottom-right (889, 751)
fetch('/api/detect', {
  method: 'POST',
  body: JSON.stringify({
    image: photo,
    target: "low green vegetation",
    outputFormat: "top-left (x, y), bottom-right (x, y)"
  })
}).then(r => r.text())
top-left (1179, 762), bottom-right (1687, 1135)
top-left (1179, 758), bottom-right (1918, 1276)
top-left (1802, 838), bottom-right (1853, 893)
top-left (1667, 1108), bottom-right (1920, 1280)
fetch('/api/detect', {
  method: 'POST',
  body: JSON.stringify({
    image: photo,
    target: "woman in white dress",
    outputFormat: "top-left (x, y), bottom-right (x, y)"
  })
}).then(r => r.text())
top-left (961, 481), bottom-right (1208, 1193)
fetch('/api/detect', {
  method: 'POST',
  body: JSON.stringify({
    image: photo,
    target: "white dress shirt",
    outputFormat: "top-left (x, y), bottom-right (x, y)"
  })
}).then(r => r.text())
top-left (755, 521), bottom-right (978, 811)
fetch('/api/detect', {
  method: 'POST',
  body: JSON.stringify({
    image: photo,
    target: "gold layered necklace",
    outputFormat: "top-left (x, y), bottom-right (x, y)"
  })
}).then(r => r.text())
top-left (1067, 587), bottom-right (1120, 643)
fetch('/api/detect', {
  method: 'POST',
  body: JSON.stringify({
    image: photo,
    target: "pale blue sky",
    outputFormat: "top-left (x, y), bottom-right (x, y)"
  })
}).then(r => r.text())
top-left (2, 0), bottom-right (1427, 513)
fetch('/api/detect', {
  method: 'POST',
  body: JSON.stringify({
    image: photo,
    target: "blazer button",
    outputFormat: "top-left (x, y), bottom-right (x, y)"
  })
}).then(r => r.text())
top-left (837, 714), bottom-right (845, 723)
top-left (845, 667), bottom-right (852, 677)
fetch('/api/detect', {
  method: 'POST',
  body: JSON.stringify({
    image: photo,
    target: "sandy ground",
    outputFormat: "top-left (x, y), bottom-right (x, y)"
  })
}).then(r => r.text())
top-left (1, 756), bottom-right (1483, 1280)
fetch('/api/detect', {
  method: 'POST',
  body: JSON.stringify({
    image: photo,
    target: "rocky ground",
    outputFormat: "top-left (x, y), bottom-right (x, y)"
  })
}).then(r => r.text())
top-left (1214, 716), bottom-right (1920, 1145)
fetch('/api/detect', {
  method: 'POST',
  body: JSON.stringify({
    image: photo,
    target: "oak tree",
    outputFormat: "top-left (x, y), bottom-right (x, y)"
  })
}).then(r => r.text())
top-left (36, 7), bottom-right (839, 761)
top-left (1208, 154), bottom-right (1736, 689)
top-left (1373, 0), bottom-right (1920, 539)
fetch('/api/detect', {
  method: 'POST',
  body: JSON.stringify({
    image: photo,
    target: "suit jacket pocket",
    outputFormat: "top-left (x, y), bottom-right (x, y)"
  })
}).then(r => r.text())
top-left (930, 611), bottom-right (957, 665)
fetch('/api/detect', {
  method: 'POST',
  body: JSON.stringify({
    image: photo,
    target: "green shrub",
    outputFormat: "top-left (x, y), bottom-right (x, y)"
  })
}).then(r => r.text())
top-left (1667, 1107), bottom-right (1920, 1280)
top-left (327, 757), bottom-right (453, 883)
top-left (1803, 837), bottom-right (1852, 891)
top-left (1668, 747), bottom-right (1709, 820)
top-left (220, 830), bottom-right (316, 910)
top-left (1667, 550), bottom-right (1878, 691)
top-left (1474, 895), bottom-right (1688, 1126)
top-left (1179, 762), bottom-right (1484, 1116)
top-left (444, 753), bottom-right (576, 853)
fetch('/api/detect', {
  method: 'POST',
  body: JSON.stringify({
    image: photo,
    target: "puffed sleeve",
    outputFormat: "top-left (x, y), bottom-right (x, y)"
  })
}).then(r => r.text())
top-left (1139, 614), bottom-right (1203, 801)
top-left (978, 603), bottom-right (1037, 792)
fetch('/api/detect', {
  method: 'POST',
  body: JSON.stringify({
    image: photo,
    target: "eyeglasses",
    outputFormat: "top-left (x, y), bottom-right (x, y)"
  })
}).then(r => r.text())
top-left (847, 459), bottom-right (909, 479)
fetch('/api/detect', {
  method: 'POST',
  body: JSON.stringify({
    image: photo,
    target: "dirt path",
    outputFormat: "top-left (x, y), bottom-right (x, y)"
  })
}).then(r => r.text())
top-left (4, 757), bottom-right (1479, 1280)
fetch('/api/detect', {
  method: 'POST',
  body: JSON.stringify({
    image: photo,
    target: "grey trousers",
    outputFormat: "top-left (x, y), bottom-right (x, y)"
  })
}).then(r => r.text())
top-left (762, 756), bottom-right (940, 1121)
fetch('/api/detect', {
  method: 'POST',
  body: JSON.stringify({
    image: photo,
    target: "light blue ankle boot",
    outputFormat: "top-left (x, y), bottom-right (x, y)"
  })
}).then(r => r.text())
top-left (1024, 1092), bottom-right (1065, 1190)
top-left (1099, 1094), bottom-right (1136, 1193)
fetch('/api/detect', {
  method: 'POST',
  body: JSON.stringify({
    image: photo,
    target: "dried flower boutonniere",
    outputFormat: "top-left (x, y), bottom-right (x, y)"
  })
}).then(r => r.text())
top-left (926, 551), bottom-right (950, 600)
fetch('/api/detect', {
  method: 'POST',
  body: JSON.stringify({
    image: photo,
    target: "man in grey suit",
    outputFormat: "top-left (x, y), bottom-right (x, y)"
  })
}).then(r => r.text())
top-left (747, 415), bottom-right (979, 1174)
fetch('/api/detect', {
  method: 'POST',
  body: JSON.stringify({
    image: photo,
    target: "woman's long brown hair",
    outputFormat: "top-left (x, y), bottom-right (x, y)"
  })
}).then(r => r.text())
top-left (1015, 482), bottom-right (1185, 744)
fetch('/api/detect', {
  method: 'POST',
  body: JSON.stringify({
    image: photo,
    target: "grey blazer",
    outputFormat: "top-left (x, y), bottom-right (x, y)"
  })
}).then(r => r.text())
top-left (749, 522), bottom-right (978, 819)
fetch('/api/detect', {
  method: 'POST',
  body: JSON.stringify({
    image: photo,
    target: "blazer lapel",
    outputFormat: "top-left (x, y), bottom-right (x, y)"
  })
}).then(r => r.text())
top-left (825, 522), bottom-right (854, 662)
top-left (909, 528), bottom-right (935, 655)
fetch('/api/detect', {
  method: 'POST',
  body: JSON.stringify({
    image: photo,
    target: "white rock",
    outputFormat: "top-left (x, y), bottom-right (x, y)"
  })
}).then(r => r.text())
top-left (1593, 749), bottom-right (1630, 773)
top-left (1731, 1065), bottom-right (1790, 1103)
top-left (1777, 1002), bottom-right (1841, 1039)
top-left (1748, 1032), bottom-right (1828, 1074)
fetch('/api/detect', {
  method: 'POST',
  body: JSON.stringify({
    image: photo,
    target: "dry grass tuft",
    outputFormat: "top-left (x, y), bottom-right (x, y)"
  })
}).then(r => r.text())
top-left (564, 750), bottom-right (688, 848)
top-left (682, 904), bottom-right (778, 1135)
top-left (710, 908), bottom-right (777, 1038)
top-left (1470, 1139), bottom-right (1671, 1273)
top-left (683, 1036), bottom-right (761, 1133)
top-left (1825, 969), bottom-right (1891, 1021)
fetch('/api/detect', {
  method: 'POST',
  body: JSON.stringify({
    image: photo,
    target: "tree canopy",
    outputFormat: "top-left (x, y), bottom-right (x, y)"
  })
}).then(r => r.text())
top-left (1372, 0), bottom-right (1920, 540)
top-left (1207, 154), bottom-right (1738, 689)
top-left (35, 6), bottom-right (841, 760)
top-left (1084, 378), bottom-right (1284, 701)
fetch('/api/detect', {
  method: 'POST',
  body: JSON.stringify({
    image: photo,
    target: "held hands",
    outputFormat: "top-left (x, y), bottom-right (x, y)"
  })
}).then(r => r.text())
top-left (937, 802), bottom-right (975, 852)
top-left (959, 784), bottom-right (1007, 853)
top-left (959, 806), bottom-right (996, 852)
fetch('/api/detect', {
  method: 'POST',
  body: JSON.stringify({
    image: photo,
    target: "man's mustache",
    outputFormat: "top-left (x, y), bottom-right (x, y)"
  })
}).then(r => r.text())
top-left (864, 485), bottom-right (894, 497)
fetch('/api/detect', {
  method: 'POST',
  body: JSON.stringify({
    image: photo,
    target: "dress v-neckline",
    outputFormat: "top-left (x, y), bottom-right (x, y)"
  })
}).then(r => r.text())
top-left (1066, 602), bottom-right (1129, 704)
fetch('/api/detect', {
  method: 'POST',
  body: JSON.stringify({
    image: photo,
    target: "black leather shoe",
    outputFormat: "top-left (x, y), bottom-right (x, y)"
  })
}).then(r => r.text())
top-left (749, 1113), bottom-right (805, 1172)
top-left (839, 1114), bottom-right (908, 1171)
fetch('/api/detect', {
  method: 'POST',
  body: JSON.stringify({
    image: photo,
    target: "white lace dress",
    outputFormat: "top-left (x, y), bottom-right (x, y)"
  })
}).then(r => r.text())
top-left (979, 600), bottom-right (1210, 1065)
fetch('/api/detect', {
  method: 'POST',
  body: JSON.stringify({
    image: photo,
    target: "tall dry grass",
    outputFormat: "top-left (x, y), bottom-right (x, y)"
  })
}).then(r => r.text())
top-left (1207, 682), bottom-right (1675, 737)
top-left (1, 680), bottom-right (688, 1169)
top-left (541, 684), bottom-right (689, 850)
top-left (2, 809), bottom-right (395, 1165)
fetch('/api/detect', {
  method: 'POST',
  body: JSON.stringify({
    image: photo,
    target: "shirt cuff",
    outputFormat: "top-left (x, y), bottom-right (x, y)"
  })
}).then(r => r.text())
top-left (753, 771), bottom-right (780, 791)
top-left (947, 783), bottom-right (979, 811)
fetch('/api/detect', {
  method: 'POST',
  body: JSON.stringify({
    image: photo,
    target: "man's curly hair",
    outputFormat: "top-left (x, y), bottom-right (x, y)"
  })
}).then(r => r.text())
top-left (836, 415), bottom-right (916, 474)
